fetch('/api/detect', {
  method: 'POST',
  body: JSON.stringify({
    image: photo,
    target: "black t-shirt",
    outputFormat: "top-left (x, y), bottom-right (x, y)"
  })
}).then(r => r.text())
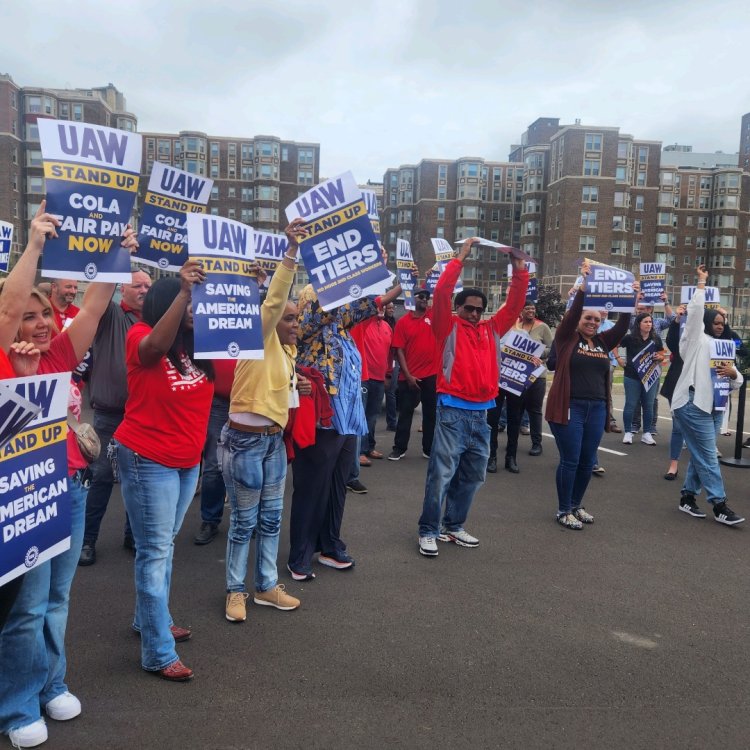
top-left (569, 335), bottom-right (610, 401)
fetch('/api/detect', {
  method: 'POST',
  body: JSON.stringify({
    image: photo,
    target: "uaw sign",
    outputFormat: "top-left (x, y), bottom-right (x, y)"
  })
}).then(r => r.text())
top-left (286, 172), bottom-right (390, 310)
top-left (38, 119), bottom-right (141, 282)
top-left (583, 260), bottom-right (636, 313)
top-left (187, 214), bottom-right (263, 360)
top-left (136, 163), bottom-right (212, 272)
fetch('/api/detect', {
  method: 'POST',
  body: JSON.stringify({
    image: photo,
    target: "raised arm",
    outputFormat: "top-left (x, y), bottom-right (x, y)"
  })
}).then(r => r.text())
top-left (680, 266), bottom-right (707, 356)
top-left (0, 202), bottom-right (58, 353)
top-left (490, 255), bottom-right (529, 336)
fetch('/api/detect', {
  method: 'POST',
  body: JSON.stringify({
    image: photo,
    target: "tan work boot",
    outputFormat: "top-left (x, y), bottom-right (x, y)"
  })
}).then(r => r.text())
top-left (253, 584), bottom-right (300, 611)
top-left (225, 592), bottom-right (249, 622)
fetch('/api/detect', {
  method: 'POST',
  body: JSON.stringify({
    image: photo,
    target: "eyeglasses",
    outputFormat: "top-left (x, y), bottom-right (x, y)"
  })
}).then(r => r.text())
top-left (462, 304), bottom-right (485, 315)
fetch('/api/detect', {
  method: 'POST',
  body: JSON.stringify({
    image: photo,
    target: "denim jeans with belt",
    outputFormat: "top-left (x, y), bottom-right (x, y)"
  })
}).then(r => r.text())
top-left (117, 443), bottom-right (198, 671)
top-left (548, 398), bottom-right (607, 515)
top-left (219, 426), bottom-right (287, 593)
top-left (0, 474), bottom-right (87, 733)
top-left (673, 391), bottom-right (726, 503)
top-left (418, 403), bottom-right (490, 538)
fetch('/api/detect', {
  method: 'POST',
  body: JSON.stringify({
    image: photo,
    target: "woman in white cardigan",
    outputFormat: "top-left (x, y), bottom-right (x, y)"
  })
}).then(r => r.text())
top-left (672, 265), bottom-right (744, 525)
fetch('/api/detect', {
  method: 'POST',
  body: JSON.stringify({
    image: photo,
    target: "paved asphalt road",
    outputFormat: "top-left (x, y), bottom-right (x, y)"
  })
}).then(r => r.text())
top-left (16, 393), bottom-right (750, 750)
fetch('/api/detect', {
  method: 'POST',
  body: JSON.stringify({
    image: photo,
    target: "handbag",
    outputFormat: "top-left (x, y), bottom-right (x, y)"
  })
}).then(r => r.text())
top-left (67, 410), bottom-right (101, 463)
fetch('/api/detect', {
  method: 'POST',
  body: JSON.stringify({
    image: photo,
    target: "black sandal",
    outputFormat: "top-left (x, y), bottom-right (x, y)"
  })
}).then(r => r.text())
top-left (664, 470), bottom-right (678, 480)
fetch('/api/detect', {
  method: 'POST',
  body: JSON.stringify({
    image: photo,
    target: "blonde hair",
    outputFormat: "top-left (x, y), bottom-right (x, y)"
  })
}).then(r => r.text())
top-left (0, 280), bottom-right (59, 339)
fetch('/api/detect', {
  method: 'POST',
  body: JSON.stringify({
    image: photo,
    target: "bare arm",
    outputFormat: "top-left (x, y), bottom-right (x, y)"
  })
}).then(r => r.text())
top-left (0, 202), bottom-right (58, 353)
top-left (138, 259), bottom-right (204, 367)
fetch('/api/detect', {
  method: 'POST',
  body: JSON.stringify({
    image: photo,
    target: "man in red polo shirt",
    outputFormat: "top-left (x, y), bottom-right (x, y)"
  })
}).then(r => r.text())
top-left (388, 287), bottom-right (439, 460)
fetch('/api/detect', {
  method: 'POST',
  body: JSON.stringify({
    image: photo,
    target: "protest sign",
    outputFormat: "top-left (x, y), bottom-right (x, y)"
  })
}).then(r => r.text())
top-left (0, 220), bottom-right (13, 274)
top-left (254, 230), bottom-right (289, 289)
top-left (431, 238), bottom-right (463, 293)
top-left (681, 286), bottom-right (721, 310)
top-left (508, 261), bottom-right (537, 303)
top-left (425, 265), bottom-right (441, 293)
top-left (286, 172), bottom-right (390, 310)
top-left (710, 338), bottom-right (735, 410)
top-left (396, 238), bottom-right (418, 310)
top-left (38, 119), bottom-right (141, 282)
top-left (639, 262), bottom-right (666, 306)
top-left (499, 331), bottom-right (546, 396)
top-left (136, 163), bottom-right (212, 272)
top-left (631, 340), bottom-right (661, 390)
top-left (361, 189), bottom-right (381, 242)
top-left (583, 260), bottom-right (636, 312)
top-left (462, 238), bottom-right (534, 263)
top-left (186, 214), bottom-right (263, 360)
top-left (0, 373), bottom-right (70, 587)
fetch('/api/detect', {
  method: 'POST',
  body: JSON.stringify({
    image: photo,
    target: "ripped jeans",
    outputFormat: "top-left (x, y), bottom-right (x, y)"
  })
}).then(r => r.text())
top-left (219, 426), bottom-right (287, 594)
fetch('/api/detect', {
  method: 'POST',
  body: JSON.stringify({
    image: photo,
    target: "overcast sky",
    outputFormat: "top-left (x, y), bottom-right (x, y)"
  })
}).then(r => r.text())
top-left (4, 0), bottom-right (748, 182)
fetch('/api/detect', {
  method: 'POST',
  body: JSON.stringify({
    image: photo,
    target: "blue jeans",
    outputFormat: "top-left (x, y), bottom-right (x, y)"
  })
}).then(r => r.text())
top-left (0, 475), bottom-right (86, 732)
top-left (200, 397), bottom-right (229, 526)
top-left (117, 443), bottom-right (198, 671)
top-left (219, 426), bottom-right (287, 593)
top-left (418, 404), bottom-right (490, 538)
top-left (673, 392), bottom-right (726, 503)
top-left (548, 399), bottom-right (607, 515)
top-left (622, 375), bottom-right (657, 433)
top-left (83, 409), bottom-right (132, 544)
top-left (362, 379), bottom-right (385, 453)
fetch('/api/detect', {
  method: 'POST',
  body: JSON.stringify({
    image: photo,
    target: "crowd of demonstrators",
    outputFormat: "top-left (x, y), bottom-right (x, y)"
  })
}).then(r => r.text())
top-left (77, 269), bottom-right (152, 566)
top-left (389, 287), bottom-right (438, 461)
top-left (619, 312), bottom-right (665, 446)
top-left (0, 206), bottom-right (139, 749)
top-left (544, 262), bottom-right (637, 530)
top-left (288, 270), bottom-right (403, 580)
top-left (220, 220), bottom-right (306, 624)
top-left (486, 299), bottom-right (552, 475)
top-left (417, 237), bottom-right (529, 557)
top-left (673, 266), bottom-right (744, 525)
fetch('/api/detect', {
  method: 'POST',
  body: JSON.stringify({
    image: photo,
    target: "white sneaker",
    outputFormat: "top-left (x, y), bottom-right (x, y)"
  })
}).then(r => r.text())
top-left (622, 432), bottom-right (633, 444)
top-left (45, 691), bottom-right (81, 721)
top-left (438, 528), bottom-right (480, 547)
top-left (418, 536), bottom-right (438, 556)
top-left (641, 432), bottom-right (656, 446)
top-left (9, 718), bottom-right (48, 748)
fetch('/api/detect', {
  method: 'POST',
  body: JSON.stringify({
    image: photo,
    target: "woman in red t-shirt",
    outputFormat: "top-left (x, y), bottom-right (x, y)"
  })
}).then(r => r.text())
top-left (0, 220), bottom-right (137, 748)
top-left (114, 260), bottom-right (214, 683)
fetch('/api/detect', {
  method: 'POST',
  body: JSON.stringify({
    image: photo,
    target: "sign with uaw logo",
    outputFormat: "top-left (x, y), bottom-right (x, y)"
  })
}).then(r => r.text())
top-left (0, 373), bottom-right (70, 586)
top-left (286, 171), bottom-right (390, 311)
top-left (186, 214), bottom-right (264, 360)
top-left (582, 259), bottom-right (636, 313)
top-left (38, 119), bottom-right (141, 283)
top-left (135, 162), bottom-right (213, 272)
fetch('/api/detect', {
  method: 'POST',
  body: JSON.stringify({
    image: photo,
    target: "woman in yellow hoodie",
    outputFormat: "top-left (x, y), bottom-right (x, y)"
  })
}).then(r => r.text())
top-left (220, 219), bottom-right (308, 623)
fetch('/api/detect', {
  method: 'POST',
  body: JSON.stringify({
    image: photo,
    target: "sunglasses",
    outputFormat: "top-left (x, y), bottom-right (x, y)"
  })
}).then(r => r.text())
top-left (416, 294), bottom-right (429, 300)
top-left (462, 304), bottom-right (485, 315)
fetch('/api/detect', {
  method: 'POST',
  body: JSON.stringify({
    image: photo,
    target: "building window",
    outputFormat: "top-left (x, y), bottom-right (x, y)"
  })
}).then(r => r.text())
top-left (210, 186), bottom-right (219, 200)
top-left (580, 210), bottom-right (597, 227)
top-left (436, 227), bottom-right (445, 238)
top-left (298, 148), bottom-right (314, 164)
top-left (439, 164), bottom-right (448, 179)
top-left (210, 165), bottom-right (219, 178)
top-left (583, 159), bottom-right (600, 176)
top-left (632, 242), bottom-right (641, 257)
top-left (241, 143), bottom-right (253, 161)
top-left (210, 142), bottom-right (219, 157)
top-left (437, 206), bottom-right (445, 221)
top-left (638, 146), bottom-right (649, 163)
top-left (633, 219), bottom-right (642, 234)
top-left (585, 133), bottom-right (602, 151)
top-left (228, 187), bottom-right (236, 199)
top-left (582, 185), bottom-right (598, 203)
top-left (73, 104), bottom-right (83, 121)
top-left (615, 166), bottom-right (627, 182)
top-left (613, 192), bottom-right (627, 208)
top-left (635, 195), bottom-right (644, 211)
top-left (579, 235), bottom-right (596, 252)
top-left (298, 169), bottom-right (314, 185)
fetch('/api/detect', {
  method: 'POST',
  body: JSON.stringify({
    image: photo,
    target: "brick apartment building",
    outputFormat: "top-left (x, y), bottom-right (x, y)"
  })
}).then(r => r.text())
top-left (382, 117), bottom-right (750, 329)
top-left (0, 74), bottom-right (320, 277)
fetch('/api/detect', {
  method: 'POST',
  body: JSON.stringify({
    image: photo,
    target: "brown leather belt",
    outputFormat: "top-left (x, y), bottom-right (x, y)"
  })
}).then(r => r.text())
top-left (228, 420), bottom-right (281, 435)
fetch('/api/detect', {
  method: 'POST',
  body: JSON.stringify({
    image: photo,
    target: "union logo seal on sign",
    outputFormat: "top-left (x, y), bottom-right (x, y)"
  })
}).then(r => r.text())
top-left (158, 257), bottom-right (169, 269)
top-left (605, 301), bottom-right (614, 310)
top-left (24, 546), bottom-right (40, 568)
top-left (349, 284), bottom-right (362, 299)
top-left (84, 263), bottom-right (98, 280)
top-left (227, 342), bottom-right (240, 357)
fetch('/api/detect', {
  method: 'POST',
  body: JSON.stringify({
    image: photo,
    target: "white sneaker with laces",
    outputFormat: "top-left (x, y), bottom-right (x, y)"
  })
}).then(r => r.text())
top-left (622, 432), bottom-right (633, 444)
top-left (438, 529), bottom-right (479, 547)
top-left (45, 691), bottom-right (81, 721)
top-left (9, 718), bottom-right (48, 748)
top-left (641, 432), bottom-right (656, 445)
top-left (418, 536), bottom-right (438, 556)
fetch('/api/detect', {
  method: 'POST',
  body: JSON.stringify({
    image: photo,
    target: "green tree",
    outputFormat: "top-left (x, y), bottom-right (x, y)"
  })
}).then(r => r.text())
top-left (534, 284), bottom-right (566, 326)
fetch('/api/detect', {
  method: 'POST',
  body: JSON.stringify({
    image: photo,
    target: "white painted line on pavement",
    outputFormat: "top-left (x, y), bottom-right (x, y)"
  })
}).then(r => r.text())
top-left (540, 432), bottom-right (628, 456)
